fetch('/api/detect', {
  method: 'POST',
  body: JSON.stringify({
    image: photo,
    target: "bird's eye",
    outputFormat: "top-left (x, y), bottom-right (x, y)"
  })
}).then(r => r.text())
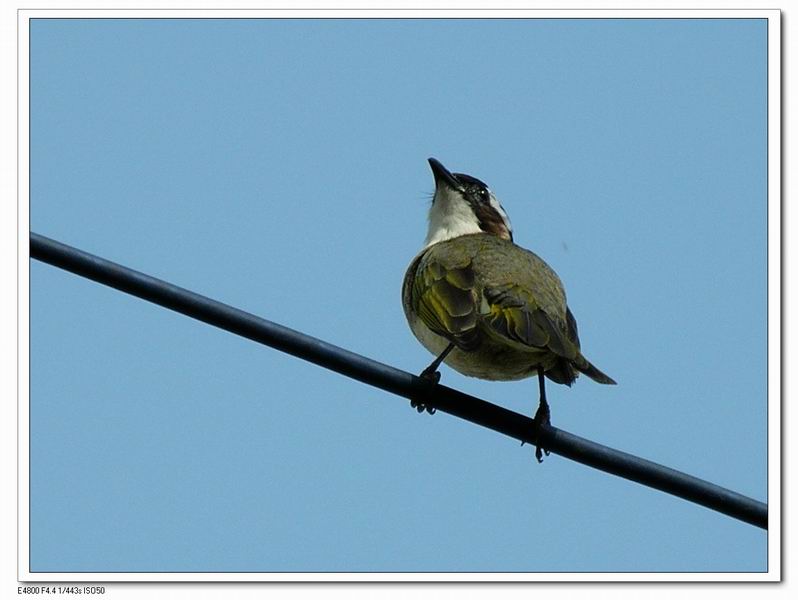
top-left (467, 184), bottom-right (490, 204)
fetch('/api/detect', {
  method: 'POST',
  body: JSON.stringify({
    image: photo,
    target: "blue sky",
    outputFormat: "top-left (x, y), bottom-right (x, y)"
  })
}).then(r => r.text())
top-left (28, 17), bottom-right (768, 573)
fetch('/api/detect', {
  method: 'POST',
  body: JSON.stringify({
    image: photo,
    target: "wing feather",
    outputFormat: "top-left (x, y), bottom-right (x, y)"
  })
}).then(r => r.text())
top-left (410, 257), bottom-right (480, 350)
top-left (483, 284), bottom-right (579, 362)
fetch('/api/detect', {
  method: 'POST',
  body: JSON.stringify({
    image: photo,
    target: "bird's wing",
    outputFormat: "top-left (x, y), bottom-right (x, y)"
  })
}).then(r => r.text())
top-left (409, 255), bottom-right (481, 350)
top-left (484, 285), bottom-right (616, 384)
top-left (481, 283), bottom-right (580, 361)
top-left (544, 307), bottom-right (581, 384)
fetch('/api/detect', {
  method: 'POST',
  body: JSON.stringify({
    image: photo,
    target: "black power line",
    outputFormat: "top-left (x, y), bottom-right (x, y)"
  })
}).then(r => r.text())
top-left (29, 232), bottom-right (768, 530)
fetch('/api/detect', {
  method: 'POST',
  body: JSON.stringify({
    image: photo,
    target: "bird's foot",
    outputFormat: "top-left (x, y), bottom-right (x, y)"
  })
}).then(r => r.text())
top-left (410, 397), bottom-right (436, 415)
top-left (419, 366), bottom-right (442, 384)
top-left (411, 368), bottom-right (440, 414)
top-left (532, 401), bottom-right (551, 463)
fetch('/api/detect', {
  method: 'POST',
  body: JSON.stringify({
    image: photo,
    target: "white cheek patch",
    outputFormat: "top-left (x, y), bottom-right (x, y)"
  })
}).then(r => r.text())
top-left (488, 192), bottom-right (512, 235)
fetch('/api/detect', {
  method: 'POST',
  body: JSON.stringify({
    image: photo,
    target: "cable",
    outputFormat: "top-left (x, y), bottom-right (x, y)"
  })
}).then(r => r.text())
top-left (29, 232), bottom-right (768, 529)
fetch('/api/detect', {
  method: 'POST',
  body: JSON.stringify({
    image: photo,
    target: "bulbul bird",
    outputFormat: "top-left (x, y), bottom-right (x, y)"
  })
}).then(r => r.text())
top-left (402, 158), bottom-right (616, 461)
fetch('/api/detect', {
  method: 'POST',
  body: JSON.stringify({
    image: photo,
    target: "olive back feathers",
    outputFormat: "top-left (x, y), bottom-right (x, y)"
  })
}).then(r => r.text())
top-left (403, 233), bottom-right (615, 385)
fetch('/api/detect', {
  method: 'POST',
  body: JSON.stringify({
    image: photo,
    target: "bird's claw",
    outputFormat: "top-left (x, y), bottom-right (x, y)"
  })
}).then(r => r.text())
top-left (532, 402), bottom-right (552, 463)
top-left (410, 397), bottom-right (436, 415)
top-left (535, 444), bottom-right (551, 463)
top-left (419, 368), bottom-right (442, 384)
top-left (411, 366), bottom-right (441, 414)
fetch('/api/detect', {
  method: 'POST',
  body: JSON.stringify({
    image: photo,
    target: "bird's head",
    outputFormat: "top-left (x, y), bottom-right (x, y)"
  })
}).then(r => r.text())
top-left (424, 158), bottom-right (513, 248)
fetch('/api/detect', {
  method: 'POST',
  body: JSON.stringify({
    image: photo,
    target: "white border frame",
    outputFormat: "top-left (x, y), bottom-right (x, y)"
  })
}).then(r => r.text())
top-left (17, 7), bottom-right (781, 583)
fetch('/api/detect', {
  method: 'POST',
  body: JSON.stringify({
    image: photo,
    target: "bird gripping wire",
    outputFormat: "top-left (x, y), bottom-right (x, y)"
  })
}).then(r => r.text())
top-left (29, 232), bottom-right (768, 530)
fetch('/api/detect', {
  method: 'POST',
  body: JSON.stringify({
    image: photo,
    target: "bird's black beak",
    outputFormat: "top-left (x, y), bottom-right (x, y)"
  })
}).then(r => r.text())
top-left (428, 158), bottom-right (463, 192)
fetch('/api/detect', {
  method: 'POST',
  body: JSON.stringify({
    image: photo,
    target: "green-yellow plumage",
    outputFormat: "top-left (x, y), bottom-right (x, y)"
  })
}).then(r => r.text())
top-left (403, 227), bottom-right (614, 386)
top-left (403, 158), bottom-right (614, 460)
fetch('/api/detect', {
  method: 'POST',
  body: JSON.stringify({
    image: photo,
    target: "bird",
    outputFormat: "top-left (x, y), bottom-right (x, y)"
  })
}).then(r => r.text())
top-left (402, 158), bottom-right (616, 461)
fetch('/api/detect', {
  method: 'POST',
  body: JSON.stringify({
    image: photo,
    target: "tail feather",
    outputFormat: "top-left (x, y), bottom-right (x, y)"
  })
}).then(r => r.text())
top-left (577, 359), bottom-right (616, 385)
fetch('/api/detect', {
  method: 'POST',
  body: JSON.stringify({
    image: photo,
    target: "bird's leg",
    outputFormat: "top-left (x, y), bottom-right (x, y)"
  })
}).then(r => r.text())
top-left (412, 343), bottom-right (455, 414)
top-left (420, 343), bottom-right (454, 383)
top-left (533, 367), bottom-right (552, 462)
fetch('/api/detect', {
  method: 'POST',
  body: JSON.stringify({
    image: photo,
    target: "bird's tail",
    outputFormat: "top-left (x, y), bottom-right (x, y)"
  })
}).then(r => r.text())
top-left (576, 358), bottom-right (617, 385)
